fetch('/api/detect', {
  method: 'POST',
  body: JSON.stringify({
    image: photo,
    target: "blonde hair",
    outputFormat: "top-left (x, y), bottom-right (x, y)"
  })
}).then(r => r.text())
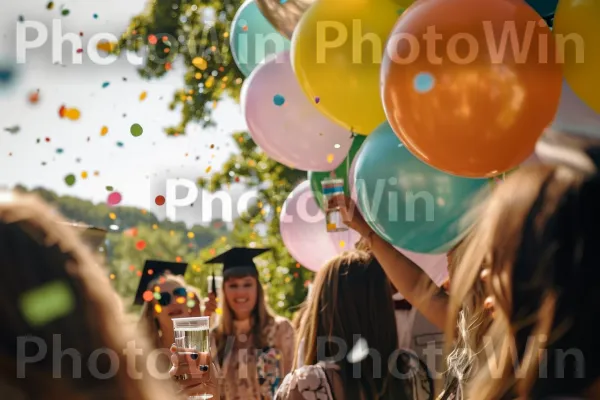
top-left (0, 192), bottom-right (172, 399)
top-left (212, 270), bottom-right (276, 365)
top-left (451, 164), bottom-right (600, 399)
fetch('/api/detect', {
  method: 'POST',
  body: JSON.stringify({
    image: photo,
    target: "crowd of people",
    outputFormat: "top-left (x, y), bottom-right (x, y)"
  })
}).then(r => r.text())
top-left (2, 142), bottom-right (600, 400)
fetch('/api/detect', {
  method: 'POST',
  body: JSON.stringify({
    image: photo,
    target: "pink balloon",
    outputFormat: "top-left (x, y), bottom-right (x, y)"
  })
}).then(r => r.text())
top-left (280, 181), bottom-right (359, 272)
top-left (242, 51), bottom-right (353, 171)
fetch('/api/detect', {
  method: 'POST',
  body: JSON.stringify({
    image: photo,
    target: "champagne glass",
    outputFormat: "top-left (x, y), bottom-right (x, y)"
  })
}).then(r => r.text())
top-left (173, 316), bottom-right (212, 399)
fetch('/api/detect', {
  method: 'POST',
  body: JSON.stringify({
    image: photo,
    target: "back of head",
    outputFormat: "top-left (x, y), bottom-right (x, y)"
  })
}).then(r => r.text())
top-left (299, 250), bottom-right (411, 400)
top-left (455, 164), bottom-right (600, 399)
top-left (0, 192), bottom-right (170, 400)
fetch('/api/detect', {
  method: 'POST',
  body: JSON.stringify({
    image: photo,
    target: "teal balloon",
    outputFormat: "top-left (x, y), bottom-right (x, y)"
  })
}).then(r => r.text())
top-left (230, 0), bottom-right (291, 77)
top-left (308, 135), bottom-right (365, 210)
top-left (354, 122), bottom-right (489, 254)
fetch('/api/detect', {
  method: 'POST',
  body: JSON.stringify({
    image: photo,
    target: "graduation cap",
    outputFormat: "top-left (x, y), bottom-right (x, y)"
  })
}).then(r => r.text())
top-left (205, 247), bottom-right (270, 279)
top-left (133, 260), bottom-right (188, 305)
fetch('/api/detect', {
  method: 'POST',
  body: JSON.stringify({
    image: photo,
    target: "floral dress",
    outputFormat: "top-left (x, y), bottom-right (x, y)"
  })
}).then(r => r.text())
top-left (274, 351), bottom-right (433, 400)
top-left (212, 316), bottom-right (295, 400)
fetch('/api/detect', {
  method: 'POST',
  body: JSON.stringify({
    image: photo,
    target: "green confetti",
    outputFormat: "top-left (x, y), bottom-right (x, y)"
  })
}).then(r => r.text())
top-left (116, 141), bottom-right (124, 147)
top-left (64, 174), bottom-right (76, 186)
top-left (106, 186), bottom-right (114, 191)
top-left (56, 148), bottom-right (63, 154)
top-left (20, 281), bottom-right (75, 327)
top-left (130, 123), bottom-right (143, 137)
top-left (61, 9), bottom-right (70, 16)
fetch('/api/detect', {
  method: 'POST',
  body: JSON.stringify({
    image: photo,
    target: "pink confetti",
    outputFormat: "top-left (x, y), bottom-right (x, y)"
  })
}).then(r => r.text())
top-left (107, 192), bottom-right (122, 206)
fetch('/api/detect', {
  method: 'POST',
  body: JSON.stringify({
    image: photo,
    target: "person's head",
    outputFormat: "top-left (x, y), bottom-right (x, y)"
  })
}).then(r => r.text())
top-left (0, 191), bottom-right (171, 399)
top-left (297, 250), bottom-right (415, 400)
top-left (213, 267), bottom-right (275, 365)
top-left (451, 164), bottom-right (600, 399)
top-left (139, 273), bottom-right (201, 349)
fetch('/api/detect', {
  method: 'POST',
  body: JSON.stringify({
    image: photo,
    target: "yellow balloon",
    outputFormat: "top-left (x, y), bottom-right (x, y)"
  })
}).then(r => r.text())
top-left (554, 0), bottom-right (600, 113)
top-left (292, 0), bottom-right (406, 135)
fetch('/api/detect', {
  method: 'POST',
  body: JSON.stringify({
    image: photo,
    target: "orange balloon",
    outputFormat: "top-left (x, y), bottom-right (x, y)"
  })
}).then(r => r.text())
top-left (381, 0), bottom-right (562, 177)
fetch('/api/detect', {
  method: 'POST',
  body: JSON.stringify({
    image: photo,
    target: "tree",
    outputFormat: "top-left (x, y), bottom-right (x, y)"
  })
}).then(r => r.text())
top-left (119, 0), bottom-right (314, 317)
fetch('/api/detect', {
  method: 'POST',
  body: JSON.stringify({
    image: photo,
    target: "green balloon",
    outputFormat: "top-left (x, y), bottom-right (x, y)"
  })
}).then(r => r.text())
top-left (308, 135), bottom-right (366, 209)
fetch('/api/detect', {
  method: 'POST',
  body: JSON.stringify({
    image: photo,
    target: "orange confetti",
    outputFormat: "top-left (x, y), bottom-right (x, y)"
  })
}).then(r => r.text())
top-left (109, 273), bottom-right (116, 280)
top-left (338, 240), bottom-right (346, 248)
top-left (128, 265), bottom-right (135, 271)
top-left (205, 76), bottom-right (214, 88)
top-left (175, 256), bottom-right (182, 262)
top-left (154, 304), bottom-right (162, 314)
top-left (100, 126), bottom-right (108, 136)
top-left (205, 166), bottom-right (212, 173)
top-left (28, 90), bottom-right (40, 104)
top-left (165, 62), bottom-right (172, 71)
top-left (242, 25), bottom-right (248, 32)
top-left (192, 57), bottom-right (207, 70)
top-left (81, 171), bottom-right (88, 179)
top-left (148, 269), bottom-right (154, 275)
top-left (327, 154), bottom-right (335, 164)
top-left (64, 108), bottom-right (81, 121)
top-left (135, 240), bottom-right (147, 251)
top-left (148, 35), bottom-right (157, 45)
top-left (139, 91), bottom-right (147, 101)
top-left (142, 291), bottom-right (154, 302)
top-left (210, 144), bottom-right (215, 149)
top-left (176, 297), bottom-right (186, 304)
top-left (93, 171), bottom-right (100, 176)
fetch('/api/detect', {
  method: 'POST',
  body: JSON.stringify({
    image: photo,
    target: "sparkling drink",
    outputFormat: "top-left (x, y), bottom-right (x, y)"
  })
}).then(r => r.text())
top-left (321, 178), bottom-right (348, 232)
top-left (172, 317), bottom-right (212, 400)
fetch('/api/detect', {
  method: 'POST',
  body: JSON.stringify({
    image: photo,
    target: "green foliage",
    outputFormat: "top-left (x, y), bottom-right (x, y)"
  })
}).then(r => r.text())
top-left (116, 0), bottom-right (245, 135)
top-left (118, 0), bottom-right (315, 318)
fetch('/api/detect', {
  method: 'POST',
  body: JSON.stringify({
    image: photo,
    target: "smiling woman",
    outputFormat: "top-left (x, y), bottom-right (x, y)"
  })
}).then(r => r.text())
top-left (203, 247), bottom-right (296, 400)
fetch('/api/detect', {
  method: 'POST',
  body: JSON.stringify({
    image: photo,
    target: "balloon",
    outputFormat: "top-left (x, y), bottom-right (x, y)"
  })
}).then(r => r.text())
top-left (382, 0), bottom-right (562, 178)
top-left (526, 0), bottom-right (558, 17)
top-left (554, 0), bottom-right (600, 114)
top-left (292, 0), bottom-right (410, 135)
top-left (280, 181), bottom-right (360, 272)
top-left (255, 0), bottom-right (316, 39)
top-left (242, 51), bottom-right (353, 171)
top-left (308, 135), bottom-right (365, 209)
top-left (0, 58), bottom-right (17, 94)
top-left (230, 0), bottom-right (291, 77)
top-left (549, 80), bottom-right (600, 139)
top-left (354, 122), bottom-right (489, 254)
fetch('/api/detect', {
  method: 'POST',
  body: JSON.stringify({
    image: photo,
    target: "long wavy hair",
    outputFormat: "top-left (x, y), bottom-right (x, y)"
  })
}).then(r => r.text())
top-left (450, 164), bottom-right (600, 399)
top-left (295, 250), bottom-right (417, 400)
top-left (212, 269), bottom-right (276, 366)
top-left (0, 191), bottom-right (172, 399)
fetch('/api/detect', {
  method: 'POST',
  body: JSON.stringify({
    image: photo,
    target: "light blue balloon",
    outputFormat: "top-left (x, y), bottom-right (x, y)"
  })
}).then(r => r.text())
top-left (354, 122), bottom-right (490, 254)
top-left (230, 0), bottom-right (291, 77)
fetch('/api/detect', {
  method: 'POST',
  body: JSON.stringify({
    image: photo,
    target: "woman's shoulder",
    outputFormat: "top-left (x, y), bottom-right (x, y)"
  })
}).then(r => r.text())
top-left (275, 363), bottom-right (337, 400)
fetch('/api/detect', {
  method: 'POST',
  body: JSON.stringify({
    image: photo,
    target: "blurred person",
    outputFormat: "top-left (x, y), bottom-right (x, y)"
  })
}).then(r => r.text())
top-left (275, 250), bottom-right (433, 400)
top-left (450, 163), bottom-right (600, 399)
top-left (0, 191), bottom-right (174, 399)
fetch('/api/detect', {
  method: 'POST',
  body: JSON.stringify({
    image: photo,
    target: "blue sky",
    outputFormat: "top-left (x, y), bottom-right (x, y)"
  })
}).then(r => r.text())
top-left (0, 0), bottom-right (249, 226)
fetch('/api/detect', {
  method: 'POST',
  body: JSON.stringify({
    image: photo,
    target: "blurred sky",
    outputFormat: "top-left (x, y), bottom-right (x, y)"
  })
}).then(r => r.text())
top-left (0, 0), bottom-right (249, 226)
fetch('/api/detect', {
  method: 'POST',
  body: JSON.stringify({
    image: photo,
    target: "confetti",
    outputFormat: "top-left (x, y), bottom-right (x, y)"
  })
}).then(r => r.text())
top-left (139, 91), bottom-right (147, 101)
top-left (45, 137), bottom-right (50, 142)
top-left (19, 281), bottom-right (74, 327)
top-left (102, 81), bottom-right (110, 88)
top-left (315, 97), bottom-right (320, 104)
top-left (116, 141), bottom-right (124, 147)
top-left (205, 76), bottom-right (215, 88)
top-left (4, 126), bottom-right (20, 134)
top-left (130, 123), bottom-right (143, 137)
top-left (148, 35), bottom-right (157, 45)
top-left (187, 232), bottom-right (195, 239)
top-left (61, 9), bottom-right (70, 16)
top-left (55, 148), bottom-right (63, 155)
top-left (46, 1), bottom-right (54, 9)
top-left (155, 195), bottom-right (165, 206)
top-left (192, 57), bottom-right (207, 70)
top-left (100, 126), bottom-right (108, 136)
top-left (142, 291), bottom-right (154, 302)
top-left (93, 13), bottom-right (98, 19)
top-left (107, 192), bottom-right (122, 206)
top-left (327, 154), bottom-right (334, 163)
top-left (273, 94), bottom-right (285, 106)
top-left (106, 186), bottom-right (113, 191)
top-left (136, 240), bottom-right (147, 251)
top-left (64, 174), bottom-right (76, 186)
top-left (28, 90), bottom-right (40, 104)
top-left (96, 41), bottom-right (117, 53)
top-left (205, 166), bottom-right (212, 173)
top-left (81, 171), bottom-right (88, 179)
top-left (109, 212), bottom-right (116, 220)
